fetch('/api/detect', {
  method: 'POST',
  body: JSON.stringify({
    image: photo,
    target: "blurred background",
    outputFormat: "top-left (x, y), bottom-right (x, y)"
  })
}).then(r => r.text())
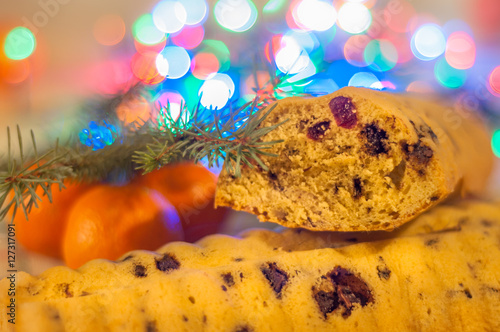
top-left (1, 0), bottom-right (500, 275)
top-left (1, 0), bottom-right (499, 124)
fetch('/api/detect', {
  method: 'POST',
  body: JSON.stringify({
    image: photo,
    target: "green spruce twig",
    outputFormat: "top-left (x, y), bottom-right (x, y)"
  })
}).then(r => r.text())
top-left (133, 99), bottom-right (287, 177)
top-left (0, 127), bottom-right (72, 221)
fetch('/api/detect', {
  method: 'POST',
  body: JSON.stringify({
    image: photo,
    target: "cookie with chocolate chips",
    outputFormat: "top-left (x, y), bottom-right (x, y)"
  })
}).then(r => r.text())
top-left (4, 200), bottom-right (500, 331)
top-left (215, 87), bottom-right (493, 231)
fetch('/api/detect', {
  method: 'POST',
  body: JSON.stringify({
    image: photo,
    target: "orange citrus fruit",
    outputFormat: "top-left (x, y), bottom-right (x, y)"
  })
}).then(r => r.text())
top-left (13, 181), bottom-right (90, 258)
top-left (135, 162), bottom-right (228, 242)
top-left (62, 183), bottom-right (183, 269)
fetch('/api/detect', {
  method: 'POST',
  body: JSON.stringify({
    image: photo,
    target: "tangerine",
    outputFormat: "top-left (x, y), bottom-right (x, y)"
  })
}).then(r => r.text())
top-left (13, 180), bottom-right (90, 258)
top-left (135, 162), bottom-right (228, 242)
top-left (62, 184), bottom-right (183, 269)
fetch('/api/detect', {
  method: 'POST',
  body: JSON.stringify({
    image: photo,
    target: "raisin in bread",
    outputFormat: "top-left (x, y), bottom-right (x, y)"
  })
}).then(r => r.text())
top-left (2, 200), bottom-right (500, 331)
top-left (215, 87), bottom-right (493, 231)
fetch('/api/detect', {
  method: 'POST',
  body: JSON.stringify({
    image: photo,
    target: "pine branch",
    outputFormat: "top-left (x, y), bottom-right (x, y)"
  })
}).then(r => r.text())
top-left (133, 100), bottom-right (287, 177)
top-left (0, 126), bottom-right (72, 221)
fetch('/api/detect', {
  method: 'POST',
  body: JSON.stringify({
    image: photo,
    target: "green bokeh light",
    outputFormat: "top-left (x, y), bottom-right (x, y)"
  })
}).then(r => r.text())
top-left (434, 58), bottom-right (467, 89)
top-left (491, 130), bottom-right (500, 158)
top-left (132, 14), bottom-right (166, 45)
top-left (4, 27), bottom-right (36, 60)
top-left (364, 39), bottom-right (397, 72)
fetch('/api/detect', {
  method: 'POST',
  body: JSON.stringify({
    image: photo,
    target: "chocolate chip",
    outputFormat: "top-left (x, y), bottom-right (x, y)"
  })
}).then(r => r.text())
top-left (235, 326), bottom-right (253, 332)
top-left (313, 290), bottom-right (339, 318)
top-left (44, 305), bottom-right (61, 321)
top-left (353, 177), bottom-right (363, 199)
top-left (329, 96), bottom-right (357, 129)
top-left (360, 123), bottom-right (389, 155)
top-left (464, 289), bottom-right (472, 299)
top-left (424, 125), bottom-right (438, 142)
top-left (261, 262), bottom-right (288, 297)
top-left (307, 121), bottom-right (331, 141)
top-left (425, 238), bottom-right (439, 247)
top-left (182, 315), bottom-right (188, 322)
top-left (133, 264), bottom-right (148, 278)
top-left (234, 258), bottom-right (244, 262)
top-left (409, 120), bottom-right (421, 137)
top-left (222, 273), bottom-right (235, 287)
top-left (329, 266), bottom-right (374, 318)
top-left (221, 285), bottom-right (227, 291)
top-left (481, 220), bottom-right (493, 227)
top-left (188, 296), bottom-right (195, 304)
top-left (296, 119), bottom-right (310, 131)
top-left (146, 321), bottom-right (158, 332)
top-left (376, 265), bottom-right (391, 280)
top-left (155, 253), bottom-right (180, 272)
top-left (268, 172), bottom-right (284, 192)
top-left (51, 311), bottom-right (61, 321)
top-left (414, 144), bottom-right (434, 163)
top-left (57, 283), bottom-right (73, 298)
top-left (401, 140), bottom-right (433, 165)
top-left (430, 196), bottom-right (439, 201)
top-left (64, 284), bottom-right (73, 298)
top-left (79, 291), bottom-right (91, 297)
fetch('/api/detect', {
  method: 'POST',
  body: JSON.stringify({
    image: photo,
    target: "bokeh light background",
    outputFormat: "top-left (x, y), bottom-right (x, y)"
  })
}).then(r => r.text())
top-left (1, 0), bottom-right (500, 155)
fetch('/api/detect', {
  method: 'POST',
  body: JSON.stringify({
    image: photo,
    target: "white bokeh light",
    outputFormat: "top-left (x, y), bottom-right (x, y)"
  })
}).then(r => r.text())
top-left (338, 2), bottom-right (372, 34)
top-left (155, 54), bottom-right (170, 76)
top-left (156, 46), bottom-right (191, 79)
top-left (275, 36), bottom-right (310, 75)
top-left (294, 0), bottom-right (337, 31)
top-left (180, 0), bottom-right (208, 25)
top-left (284, 30), bottom-right (318, 53)
top-left (348, 72), bottom-right (382, 89)
top-left (199, 73), bottom-right (235, 109)
top-left (411, 24), bottom-right (446, 61)
top-left (153, 0), bottom-right (187, 33)
top-left (214, 0), bottom-right (258, 32)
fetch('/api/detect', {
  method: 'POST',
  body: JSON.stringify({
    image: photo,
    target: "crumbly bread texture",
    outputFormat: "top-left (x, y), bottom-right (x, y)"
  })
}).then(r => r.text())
top-left (215, 87), bottom-right (493, 231)
top-left (2, 200), bottom-right (500, 332)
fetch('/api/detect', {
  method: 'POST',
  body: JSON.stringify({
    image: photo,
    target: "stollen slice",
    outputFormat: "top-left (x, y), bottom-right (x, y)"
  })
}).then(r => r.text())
top-left (215, 87), bottom-right (493, 231)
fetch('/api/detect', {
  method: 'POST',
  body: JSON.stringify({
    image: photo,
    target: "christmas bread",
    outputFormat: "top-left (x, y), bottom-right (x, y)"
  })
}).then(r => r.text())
top-left (2, 200), bottom-right (500, 331)
top-left (215, 87), bottom-right (493, 231)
